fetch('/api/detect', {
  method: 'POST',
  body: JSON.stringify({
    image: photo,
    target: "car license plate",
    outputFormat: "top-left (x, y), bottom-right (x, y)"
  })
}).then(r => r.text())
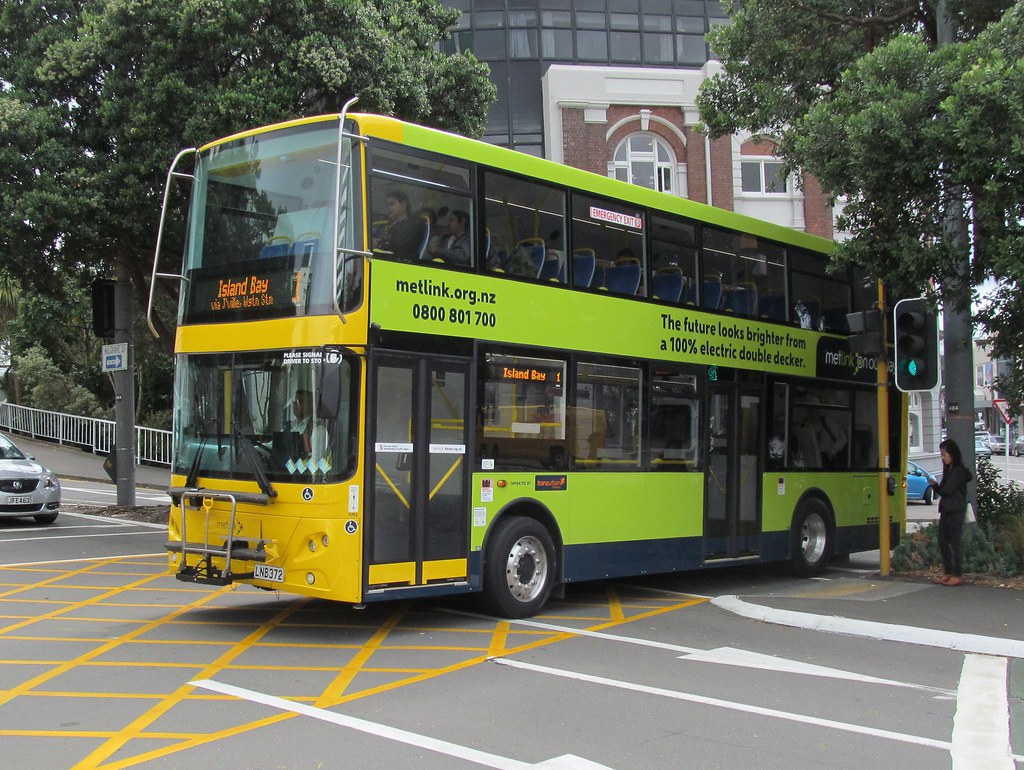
top-left (253, 564), bottom-right (284, 583)
top-left (8, 496), bottom-right (30, 505)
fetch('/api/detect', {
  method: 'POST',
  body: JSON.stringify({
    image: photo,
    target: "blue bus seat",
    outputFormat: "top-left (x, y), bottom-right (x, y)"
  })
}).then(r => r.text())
top-left (702, 276), bottom-right (723, 309)
top-left (416, 215), bottom-right (431, 259)
top-left (291, 235), bottom-right (319, 259)
top-left (759, 294), bottom-right (786, 321)
top-left (652, 268), bottom-right (684, 303)
top-left (726, 281), bottom-right (757, 316)
top-left (260, 238), bottom-right (291, 259)
top-left (572, 249), bottom-right (596, 288)
top-left (605, 264), bottom-right (641, 295)
top-left (539, 249), bottom-right (566, 283)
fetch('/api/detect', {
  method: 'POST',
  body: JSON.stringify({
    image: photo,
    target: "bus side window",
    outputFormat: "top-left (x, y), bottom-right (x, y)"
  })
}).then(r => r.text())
top-left (483, 171), bottom-right (566, 281)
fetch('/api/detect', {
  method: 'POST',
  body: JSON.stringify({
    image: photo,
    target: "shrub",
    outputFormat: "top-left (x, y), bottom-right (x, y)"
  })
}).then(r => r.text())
top-left (892, 520), bottom-right (1019, 577)
top-left (975, 456), bottom-right (1024, 531)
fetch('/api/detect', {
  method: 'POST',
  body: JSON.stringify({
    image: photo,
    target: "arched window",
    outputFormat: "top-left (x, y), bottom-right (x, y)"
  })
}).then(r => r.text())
top-left (612, 134), bottom-right (675, 193)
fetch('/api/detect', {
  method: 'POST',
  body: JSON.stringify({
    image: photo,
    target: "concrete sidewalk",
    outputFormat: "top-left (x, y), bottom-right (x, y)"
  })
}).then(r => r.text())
top-left (8, 433), bottom-right (170, 490)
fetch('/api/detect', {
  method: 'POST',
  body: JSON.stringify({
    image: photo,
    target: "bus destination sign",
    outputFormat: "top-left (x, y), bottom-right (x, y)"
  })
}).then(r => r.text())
top-left (185, 264), bottom-right (303, 322)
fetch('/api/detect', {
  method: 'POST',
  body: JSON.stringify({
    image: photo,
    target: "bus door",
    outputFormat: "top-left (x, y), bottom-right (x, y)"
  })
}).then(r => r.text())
top-left (367, 354), bottom-right (470, 590)
top-left (703, 384), bottom-right (762, 561)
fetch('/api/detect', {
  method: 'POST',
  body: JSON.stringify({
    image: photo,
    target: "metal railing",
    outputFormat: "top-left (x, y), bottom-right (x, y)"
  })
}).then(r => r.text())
top-left (0, 402), bottom-right (172, 467)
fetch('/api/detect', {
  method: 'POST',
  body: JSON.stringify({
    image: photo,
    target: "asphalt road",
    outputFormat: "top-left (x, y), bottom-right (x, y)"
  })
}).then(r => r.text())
top-left (1, 435), bottom-right (1021, 769)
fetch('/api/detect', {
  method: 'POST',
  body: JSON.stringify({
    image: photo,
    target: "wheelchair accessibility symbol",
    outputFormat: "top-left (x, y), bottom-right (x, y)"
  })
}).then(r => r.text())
top-left (302, 487), bottom-right (314, 502)
top-left (345, 520), bottom-right (358, 535)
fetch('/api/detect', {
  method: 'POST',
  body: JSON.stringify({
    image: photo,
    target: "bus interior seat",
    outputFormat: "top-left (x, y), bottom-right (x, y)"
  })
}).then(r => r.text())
top-left (572, 249), bottom-right (596, 288)
top-left (726, 282), bottom-right (757, 316)
top-left (652, 268), bottom-right (684, 303)
top-left (702, 276), bottom-right (723, 309)
top-left (260, 238), bottom-right (291, 259)
top-left (416, 215), bottom-right (431, 259)
top-left (604, 264), bottom-right (641, 295)
top-left (759, 294), bottom-right (787, 321)
top-left (291, 233), bottom-right (320, 259)
top-left (539, 249), bottom-right (566, 283)
top-left (508, 237), bottom-right (546, 278)
top-left (820, 308), bottom-right (849, 333)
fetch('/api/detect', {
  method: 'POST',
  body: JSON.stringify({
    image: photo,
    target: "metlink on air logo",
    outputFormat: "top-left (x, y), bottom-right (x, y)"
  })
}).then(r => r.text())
top-left (824, 348), bottom-right (880, 377)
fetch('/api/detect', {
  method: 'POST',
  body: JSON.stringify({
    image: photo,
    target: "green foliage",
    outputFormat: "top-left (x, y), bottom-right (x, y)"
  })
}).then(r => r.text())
top-left (698, 1), bottom-right (1024, 406)
top-left (9, 346), bottom-right (108, 419)
top-left (893, 457), bottom-right (1024, 576)
top-left (0, 0), bottom-right (495, 345)
top-left (975, 456), bottom-right (1024, 529)
top-left (891, 521), bottom-right (1020, 577)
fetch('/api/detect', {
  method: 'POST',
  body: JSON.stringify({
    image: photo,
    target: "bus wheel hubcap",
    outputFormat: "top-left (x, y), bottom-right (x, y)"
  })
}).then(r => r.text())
top-left (801, 513), bottom-right (827, 563)
top-left (506, 535), bottom-right (547, 602)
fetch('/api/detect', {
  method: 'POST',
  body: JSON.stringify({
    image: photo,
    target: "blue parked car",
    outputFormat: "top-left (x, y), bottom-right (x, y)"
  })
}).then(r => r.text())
top-left (906, 461), bottom-right (938, 505)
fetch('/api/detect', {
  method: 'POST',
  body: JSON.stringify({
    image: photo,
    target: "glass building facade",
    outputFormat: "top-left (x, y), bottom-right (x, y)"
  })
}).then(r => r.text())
top-left (441, 1), bottom-right (729, 156)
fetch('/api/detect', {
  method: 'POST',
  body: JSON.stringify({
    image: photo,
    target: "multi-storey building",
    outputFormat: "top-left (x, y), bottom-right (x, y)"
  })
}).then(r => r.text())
top-left (442, 0), bottom-right (835, 239)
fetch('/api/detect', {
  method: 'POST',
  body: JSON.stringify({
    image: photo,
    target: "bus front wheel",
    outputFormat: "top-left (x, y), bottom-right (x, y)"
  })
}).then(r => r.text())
top-left (791, 500), bottom-right (832, 577)
top-left (484, 516), bottom-right (556, 618)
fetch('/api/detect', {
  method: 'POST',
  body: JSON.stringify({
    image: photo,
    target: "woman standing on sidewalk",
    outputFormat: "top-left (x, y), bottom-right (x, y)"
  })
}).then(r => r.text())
top-left (929, 438), bottom-right (973, 586)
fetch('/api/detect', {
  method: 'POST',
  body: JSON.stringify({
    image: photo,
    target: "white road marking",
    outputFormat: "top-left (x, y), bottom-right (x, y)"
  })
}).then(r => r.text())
top-left (446, 609), bottom-right (949, 694)
top-left (713, 595), bottom-right (1024, 659)
top-left (59, 510), bottom-right (168, 529)
top-left (952, 654), bottom-right (1014, 770)
top-left (0, 530), bottom-right (164, 544)
top-left (679, 647), bottom-right (953, 695)
top-left (1, 553), bottom-right (165, 567)
top-left (493, 658), bottom-right (1024, 763)
top-left (191, 678), bottom-right (611, 770)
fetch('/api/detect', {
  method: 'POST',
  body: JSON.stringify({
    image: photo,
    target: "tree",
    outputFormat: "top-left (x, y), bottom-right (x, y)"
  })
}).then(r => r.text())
top-left (0, 0), bottom-right (495, 346)
top-left (697, 1), bottom-right (1024, 406)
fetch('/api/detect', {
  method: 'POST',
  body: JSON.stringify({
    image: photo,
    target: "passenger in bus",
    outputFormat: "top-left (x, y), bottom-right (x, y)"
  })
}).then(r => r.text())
top-left (376, 190), bottom-right (423, 261)
top-left (420, 207), bottom-right (443, 254)
top-left (429, 209), bottom-right (472, 265)
top-left (768, 414), bottom-right (790, 469)
top-left (291, 389), bottom-right (314, 454)
top-left (815, 411), bottom-right (848, 469)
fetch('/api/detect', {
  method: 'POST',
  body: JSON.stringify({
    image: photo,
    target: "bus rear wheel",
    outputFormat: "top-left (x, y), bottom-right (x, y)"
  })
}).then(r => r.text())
top-left (791, 500), bottom-right (832, 577)
top-left (484, 516), bottom-right (556, 618)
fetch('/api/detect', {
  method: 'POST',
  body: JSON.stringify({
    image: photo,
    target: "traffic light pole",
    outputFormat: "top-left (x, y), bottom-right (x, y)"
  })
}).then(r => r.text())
top-left (113, 266), bottom-right (136, 507)
top-left (875, 281), bottom-right (892, 576)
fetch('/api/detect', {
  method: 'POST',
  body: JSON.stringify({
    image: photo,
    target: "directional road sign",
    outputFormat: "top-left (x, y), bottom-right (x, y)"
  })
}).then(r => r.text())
top-left (101, 342), bottom-right (128, 373)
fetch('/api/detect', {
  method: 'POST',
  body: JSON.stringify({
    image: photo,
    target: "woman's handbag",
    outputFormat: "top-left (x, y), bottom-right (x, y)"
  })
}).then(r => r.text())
top-left (965, 502), bottom-right (977, 524)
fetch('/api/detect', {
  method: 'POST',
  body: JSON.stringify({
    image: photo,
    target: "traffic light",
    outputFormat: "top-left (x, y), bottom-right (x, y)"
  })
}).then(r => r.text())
top-left (893, 297), bottom-right (938, 391)
top-left (91, 279), bottom-right (116, 338)
top-left (846, 309), bottom-right (884, 357)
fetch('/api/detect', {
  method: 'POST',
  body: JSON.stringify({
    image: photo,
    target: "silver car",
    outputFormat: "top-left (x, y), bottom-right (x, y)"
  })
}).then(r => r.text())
top-left (0, 433), bottom-right (61, 524)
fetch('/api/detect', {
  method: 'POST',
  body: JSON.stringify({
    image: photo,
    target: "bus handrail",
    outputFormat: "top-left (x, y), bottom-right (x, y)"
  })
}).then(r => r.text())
top-left (332, 97), bottom-right (363, 324)
top-left (147, 147), bottom-right (197, 339)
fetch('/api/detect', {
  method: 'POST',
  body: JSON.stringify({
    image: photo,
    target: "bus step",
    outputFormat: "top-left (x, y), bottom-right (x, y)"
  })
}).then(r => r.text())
top-left (164, 541), bottom-right (268, 562)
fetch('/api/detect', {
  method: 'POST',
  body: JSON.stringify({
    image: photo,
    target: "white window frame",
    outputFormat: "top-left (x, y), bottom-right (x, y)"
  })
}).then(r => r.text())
top-left (740, 158), bottom-right (790, 195)
top-left (611, 133), bottom-right (676, 194)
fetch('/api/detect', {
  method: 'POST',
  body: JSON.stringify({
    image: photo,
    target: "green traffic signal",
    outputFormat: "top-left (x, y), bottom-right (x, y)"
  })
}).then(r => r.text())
top-left (893, 298), bottom-right (938, 391)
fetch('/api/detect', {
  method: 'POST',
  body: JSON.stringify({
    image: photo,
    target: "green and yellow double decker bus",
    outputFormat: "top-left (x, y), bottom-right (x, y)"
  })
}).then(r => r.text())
top-left (149, 110), bottom-right (903, 617)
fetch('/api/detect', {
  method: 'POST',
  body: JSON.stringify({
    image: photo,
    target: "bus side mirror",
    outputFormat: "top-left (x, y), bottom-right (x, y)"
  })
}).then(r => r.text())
top-left (317, 353), bottom-right (343, 419)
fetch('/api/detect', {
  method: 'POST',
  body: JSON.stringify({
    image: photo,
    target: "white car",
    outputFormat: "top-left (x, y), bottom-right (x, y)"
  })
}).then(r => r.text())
top-left (0, 433), bottom-right (61, 524)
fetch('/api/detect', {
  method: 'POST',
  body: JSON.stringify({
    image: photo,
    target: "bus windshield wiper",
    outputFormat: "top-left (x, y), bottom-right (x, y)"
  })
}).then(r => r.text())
top-left (231, 378), bottom-right (276, 499)
top-left (184, 435), bottom-right (208, 490)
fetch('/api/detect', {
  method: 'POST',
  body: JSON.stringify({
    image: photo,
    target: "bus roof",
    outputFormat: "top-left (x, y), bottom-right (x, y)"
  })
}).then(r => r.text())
top-left (198, 112), bottom-right (834, 255)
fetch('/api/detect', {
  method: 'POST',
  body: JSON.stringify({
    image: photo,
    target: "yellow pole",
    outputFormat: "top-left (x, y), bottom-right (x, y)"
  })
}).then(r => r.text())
top-left (876, 280), bottom-right (891, 576)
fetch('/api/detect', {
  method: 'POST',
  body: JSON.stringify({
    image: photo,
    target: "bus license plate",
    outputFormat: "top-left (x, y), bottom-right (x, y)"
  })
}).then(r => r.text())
top-left (254, 564), bottom-right (284, 583)
top-left (8, 496), bottom-right (30, 505)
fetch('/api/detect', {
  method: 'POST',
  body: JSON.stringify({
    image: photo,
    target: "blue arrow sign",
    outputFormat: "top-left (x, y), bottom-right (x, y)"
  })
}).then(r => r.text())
top-left (101, 343), bottom-right (128, 372)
